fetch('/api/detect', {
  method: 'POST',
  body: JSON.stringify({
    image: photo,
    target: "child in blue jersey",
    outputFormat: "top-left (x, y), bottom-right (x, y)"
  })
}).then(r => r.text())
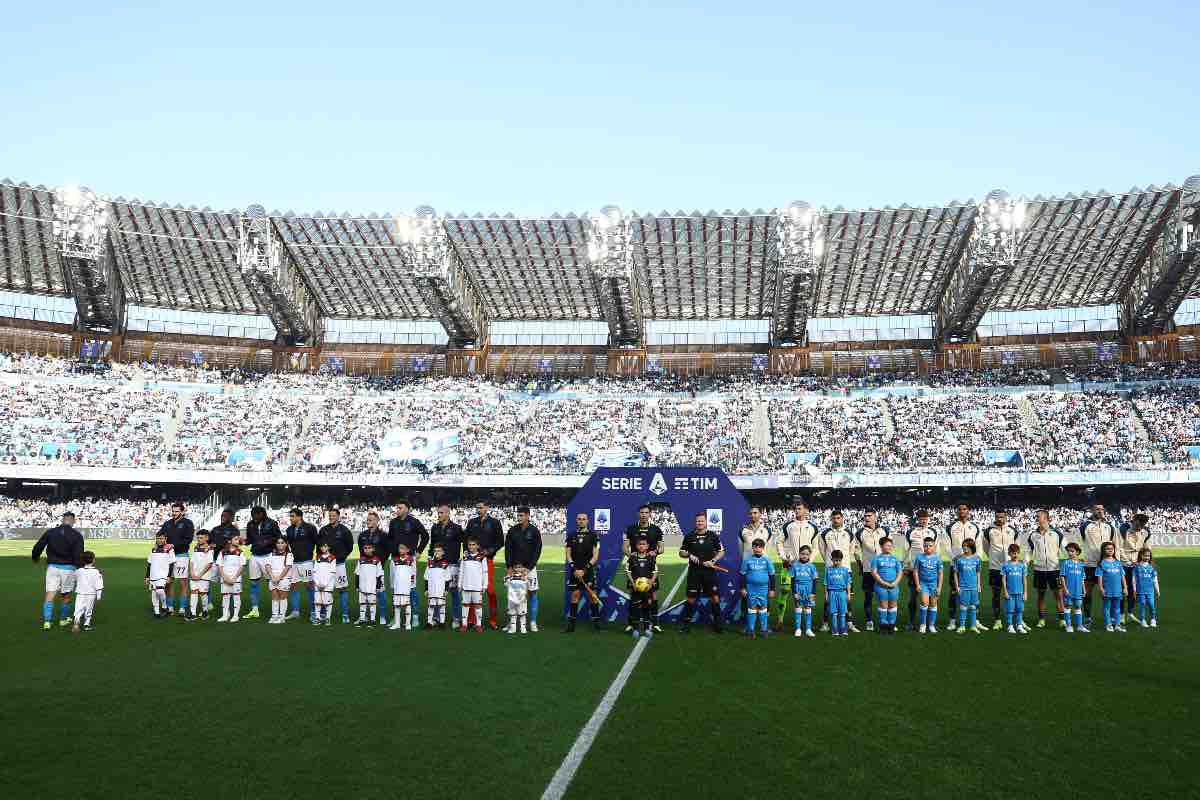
top-left (789, 545), bottom-right (819, 638)
top-left (1059, 542), bottom-right (1089, 633)
top-left (824, 550), bottom-right (853, 637)
top-left (739, 538), bottom-right (776, 639)
top-left (914, 537), bottom-right (944, 634)
top-left (1001, 543), bottom-right (1029, 634)
top-left (869, 538), bottom-right (903, 634)
top-left (1097, 541), bottom-right (1128, 632)
top-left (953, 539), bottom-right (983, 635)
top-left (1132, 547), bottom-right (1160, 628)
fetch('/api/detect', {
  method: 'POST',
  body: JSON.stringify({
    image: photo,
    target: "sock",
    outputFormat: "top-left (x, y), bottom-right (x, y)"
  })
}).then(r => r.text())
top-left (1074, 609), bottom-right (1083, 627)
top-left (61, 600), bottom-right (73, 620)
top-left (959, 607), bottom-right (967, 628)
top-left (224, 596), bottom-right (232, 616)
top-left (794, 609), bottom-right (802, 631)
top-left (929, 607), bottom-right (937, 627)
top-left (308, 586), bottom-right (315, 614)
top-left (190, 594), bottom-right (199, 615)
top-left (340, 592), bottom-right (349, 617)
top-left (43, 600), bottom-right (54, 622)
top-left (568, 599), bottom-right (578, 621)
top-left (377, 592), bottom-right (386, 620)
top-left (452, 591), bottom-right (461, 623)
top-left (410, 588), bottom-right (420, 624)
top-left (967, 606), bottom-right (977, 628)
top-left (529, 594), bottom-right (539, 623)
top-left (1059, 610), bottom-right (1066, 623)
top-left (250, 581), bottom-right (260, 609)
top-left (920, 606), bottom-right (928, 627)
top-left (290, 590), bottom-right (300, 614)
top-left (271, 598), bottom-right (279, 617)
top-left (233, 596), bottom-right (241, 616)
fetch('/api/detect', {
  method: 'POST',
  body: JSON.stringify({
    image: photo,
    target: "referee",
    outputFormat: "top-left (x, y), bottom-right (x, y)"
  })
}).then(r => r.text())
top-left (623, 504), bottom-right (663, 633)
top-left (679, 511), bottom-right (724, 634)
top-left (564, 512), bottom-right (600, 632)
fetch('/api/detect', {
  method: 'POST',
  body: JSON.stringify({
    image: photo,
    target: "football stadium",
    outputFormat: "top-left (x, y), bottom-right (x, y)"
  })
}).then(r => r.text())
top-left (4, 4), bottom-right (1200, 799)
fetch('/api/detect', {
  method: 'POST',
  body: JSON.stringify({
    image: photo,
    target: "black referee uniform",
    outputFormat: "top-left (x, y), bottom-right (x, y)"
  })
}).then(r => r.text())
top-left (679, 528), bottom-right (724, 632)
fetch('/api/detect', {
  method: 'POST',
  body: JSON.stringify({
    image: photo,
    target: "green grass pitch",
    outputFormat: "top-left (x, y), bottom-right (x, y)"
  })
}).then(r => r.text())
top-left (1, 541), bottom-right (1197, 799)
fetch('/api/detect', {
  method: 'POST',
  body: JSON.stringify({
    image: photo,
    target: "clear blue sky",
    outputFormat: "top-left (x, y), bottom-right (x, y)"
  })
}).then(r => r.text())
top-left (1, 0), bottom-right (1195, 216)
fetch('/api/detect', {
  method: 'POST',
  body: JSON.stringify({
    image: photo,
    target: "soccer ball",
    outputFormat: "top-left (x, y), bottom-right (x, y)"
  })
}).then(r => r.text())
top-left (633, 577), bottom-right (652, 593)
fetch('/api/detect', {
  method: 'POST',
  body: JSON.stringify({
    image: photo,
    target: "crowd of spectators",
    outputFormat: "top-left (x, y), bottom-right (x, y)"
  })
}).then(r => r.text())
top-left (0, 495), bottom-right (176, 529)
top-left (1025, 391), bottom-right (1157, 470)
top-left (1, 348), bottom-right (1198, 474)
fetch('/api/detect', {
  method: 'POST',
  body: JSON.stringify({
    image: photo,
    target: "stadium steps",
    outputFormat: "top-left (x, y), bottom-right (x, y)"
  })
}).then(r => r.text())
top-left (285, 401), bottom-right (321, 466)
top-left (1126, 401), bottom-right (1163, 463)
top-left (751, 400), bottom-right (771, 455)
top-left (1016, 395), bottom-right (1042, 440)
top-left (877, 399), bottom-right (896, 437)
top-left (161, 395), bottom-right (184, 451)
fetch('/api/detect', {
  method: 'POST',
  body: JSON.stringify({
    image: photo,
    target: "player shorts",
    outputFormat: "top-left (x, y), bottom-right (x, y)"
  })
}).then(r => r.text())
top-left (568, 566), bottom-right (595, 591)
top-left (148, 578), bottom-right (168, 591)
top-left (334, 563), bottom-right (349, 590)
top-left (44, 565), bottom-right (77, 594)
top-left (292, 561), bottom-right (314, 582)
top-left (686, 567), bottom-right (719, 597)
top-left (172, 555), bottom-right (191, 579)
top-left (919, 582), bottom-right (939, 597)
top-left (221, 580), bottom-right (242, 596)
top-left (315, 590), bottom-right (333, 605)
top-left (828, 590), bottom-right (848, 615)
top-left (392, 593), bottom-right (411, 608)
top-left (462, 590), bottom-right (483, 605)
top-left (988, 569), bottom-right (1003, 589)
top-left (249, 555), bottom-right (271, 580)
top-left (1137, 593), bottom-right (1154, 607)
top-left (269, 576), bottom-right (292, 592)
top-left (958, 589), bottom-right (979, 608)
top-left (747, 591), bottom-right (769, 609)
top-left (358, 590), bottom-right (375, 606)
top-left (1064, 593), bottom-right (1083, 608)
top-left (875, 585), bottom-right (899, 602)
top-left (191, 579), bottom-right (210, 593)
top-left (793, 588), bottom-right (815, 608)
top-left (1034, 570), bottom-right (1060, 591)
top-left (445, 564), bottom-right (460, 588)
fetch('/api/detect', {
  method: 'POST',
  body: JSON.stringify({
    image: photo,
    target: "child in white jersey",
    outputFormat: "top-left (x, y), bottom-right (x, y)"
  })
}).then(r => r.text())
top-left (458, 537), bottom-right (488, 632)
top-left (312, 543), bottom-right (338, 626)
top-left (267, 538), bottom-right (294, 624)
top-left (146, 532), bottom-right (175, 619)
top-left (72, 551), bottom-right (104, 632)
top-left (217, 538), bottom-right (245, 622)
top-left (505, 565), bottom-right (530, 634)
top-left (389, 543), bottom-right (416, 631)
top-left (425, 544), bottom-right (450, 630)
top-left (188, 530), bottom-right (214, 620)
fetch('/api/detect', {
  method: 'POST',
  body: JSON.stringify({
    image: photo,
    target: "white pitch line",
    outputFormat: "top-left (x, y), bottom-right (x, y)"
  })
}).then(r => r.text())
top-left (540, 567), bottom-right (687, 800)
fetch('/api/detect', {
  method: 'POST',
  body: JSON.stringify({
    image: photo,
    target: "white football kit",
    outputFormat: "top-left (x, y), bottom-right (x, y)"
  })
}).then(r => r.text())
top-left (73, 565), bottom-right (104, 626)
top-left (313, 557), bottom-right (338, 605)
top-left (267, 552), bottom-right (294, 591)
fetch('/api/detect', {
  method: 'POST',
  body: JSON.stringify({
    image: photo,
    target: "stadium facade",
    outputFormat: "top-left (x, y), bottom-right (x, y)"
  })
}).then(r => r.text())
top-left (1, 177), bottom-right (1198, 378)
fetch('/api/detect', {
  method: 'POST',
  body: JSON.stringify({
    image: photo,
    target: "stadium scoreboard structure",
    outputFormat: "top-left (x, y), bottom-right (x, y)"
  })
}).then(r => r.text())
top-left (564, 467), bottom-right (750, 623)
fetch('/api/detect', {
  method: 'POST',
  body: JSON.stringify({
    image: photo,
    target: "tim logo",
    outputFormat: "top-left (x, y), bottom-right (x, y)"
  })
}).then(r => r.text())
top-left (594, 508), bottom-right (611, 532)
top-left (649, 473), bottom-right (668, 496)
top-left (707, 508), bottom-right (723, 532)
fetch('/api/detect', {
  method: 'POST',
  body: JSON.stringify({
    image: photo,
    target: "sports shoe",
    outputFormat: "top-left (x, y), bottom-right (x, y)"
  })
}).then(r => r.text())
top-left (1137, 618), bottom-right (1148, 628)
top-left (631, 628), bottom-right (641, 640)
top-left (1018, 624), bottom-right (1030, 633)
top-left (804, 629), bottom-right (815, 638)
top-left (58, 618), bottom-right (72, 627)
top-left (1120, 613), bottom-right (1127, 625)
top-left (1006, 625), bottom-right (1016, 634)
top-left (562, 619), bottom-right (575, 634)
top-left (1150, 619), bottom-right (1158, 628)
top-left (919, 625), bottom-right (927, 634)
top-left (946, 620), bottom-right (956, 632)
top-left (244, 607), bottom-right (260, 619)
top-left (42, 621), bottom-right (51, 631)
top-left (341, 615), bottom-right (350, 624)
top-left (218, 614), bottom-right (229, 623)
top-left (1077, 624), bottom-right (1089, 633)
top-left (652, 625), bottom-right (663, 633)
top-left (1065, 625), bottom-right (1074, 633)
top-left (1036, 618), bottom-right (1046, 629)
top-left (992, 620), bottom-right (1003, 631)
top-left (1105, 625), bottom-right (1115, 632)
top-left (323, 618), bottom-right (331, 626)
top-left (643, 629), bottom-right (653, 640)
top-left (1116, 625), bottom-right (1127, 633)
top-left (506, 621), bottom-right (517, 634)
top-left (1059, 618), bottom-right (1067, 628)
top-left (624, 625), bottom-right (633, 633)
top-left (929, 626), bottom-right (938, 634)
top-left (865, 620), bottom-right (875, 632)
top-left (529, 622), bottom-right (539, 632)
top-left (819, 622), bottom-right (830, 632)
top-left (956, 627), bottom-right (966, 636)
top-left (794, 629), bottom-right (803, 637)
top-left (388, 621), bottom-right (402, 630)
top-left (973, 622), bottom-right (986, 633)
top-left (355, 618), bottom-right (368, 626)
top-left (848, 622), bottom-right (860, 633)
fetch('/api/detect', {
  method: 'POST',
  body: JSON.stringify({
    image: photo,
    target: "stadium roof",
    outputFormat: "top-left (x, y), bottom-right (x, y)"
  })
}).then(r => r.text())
top-left (1, 177), bottom-right (1197, 343)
